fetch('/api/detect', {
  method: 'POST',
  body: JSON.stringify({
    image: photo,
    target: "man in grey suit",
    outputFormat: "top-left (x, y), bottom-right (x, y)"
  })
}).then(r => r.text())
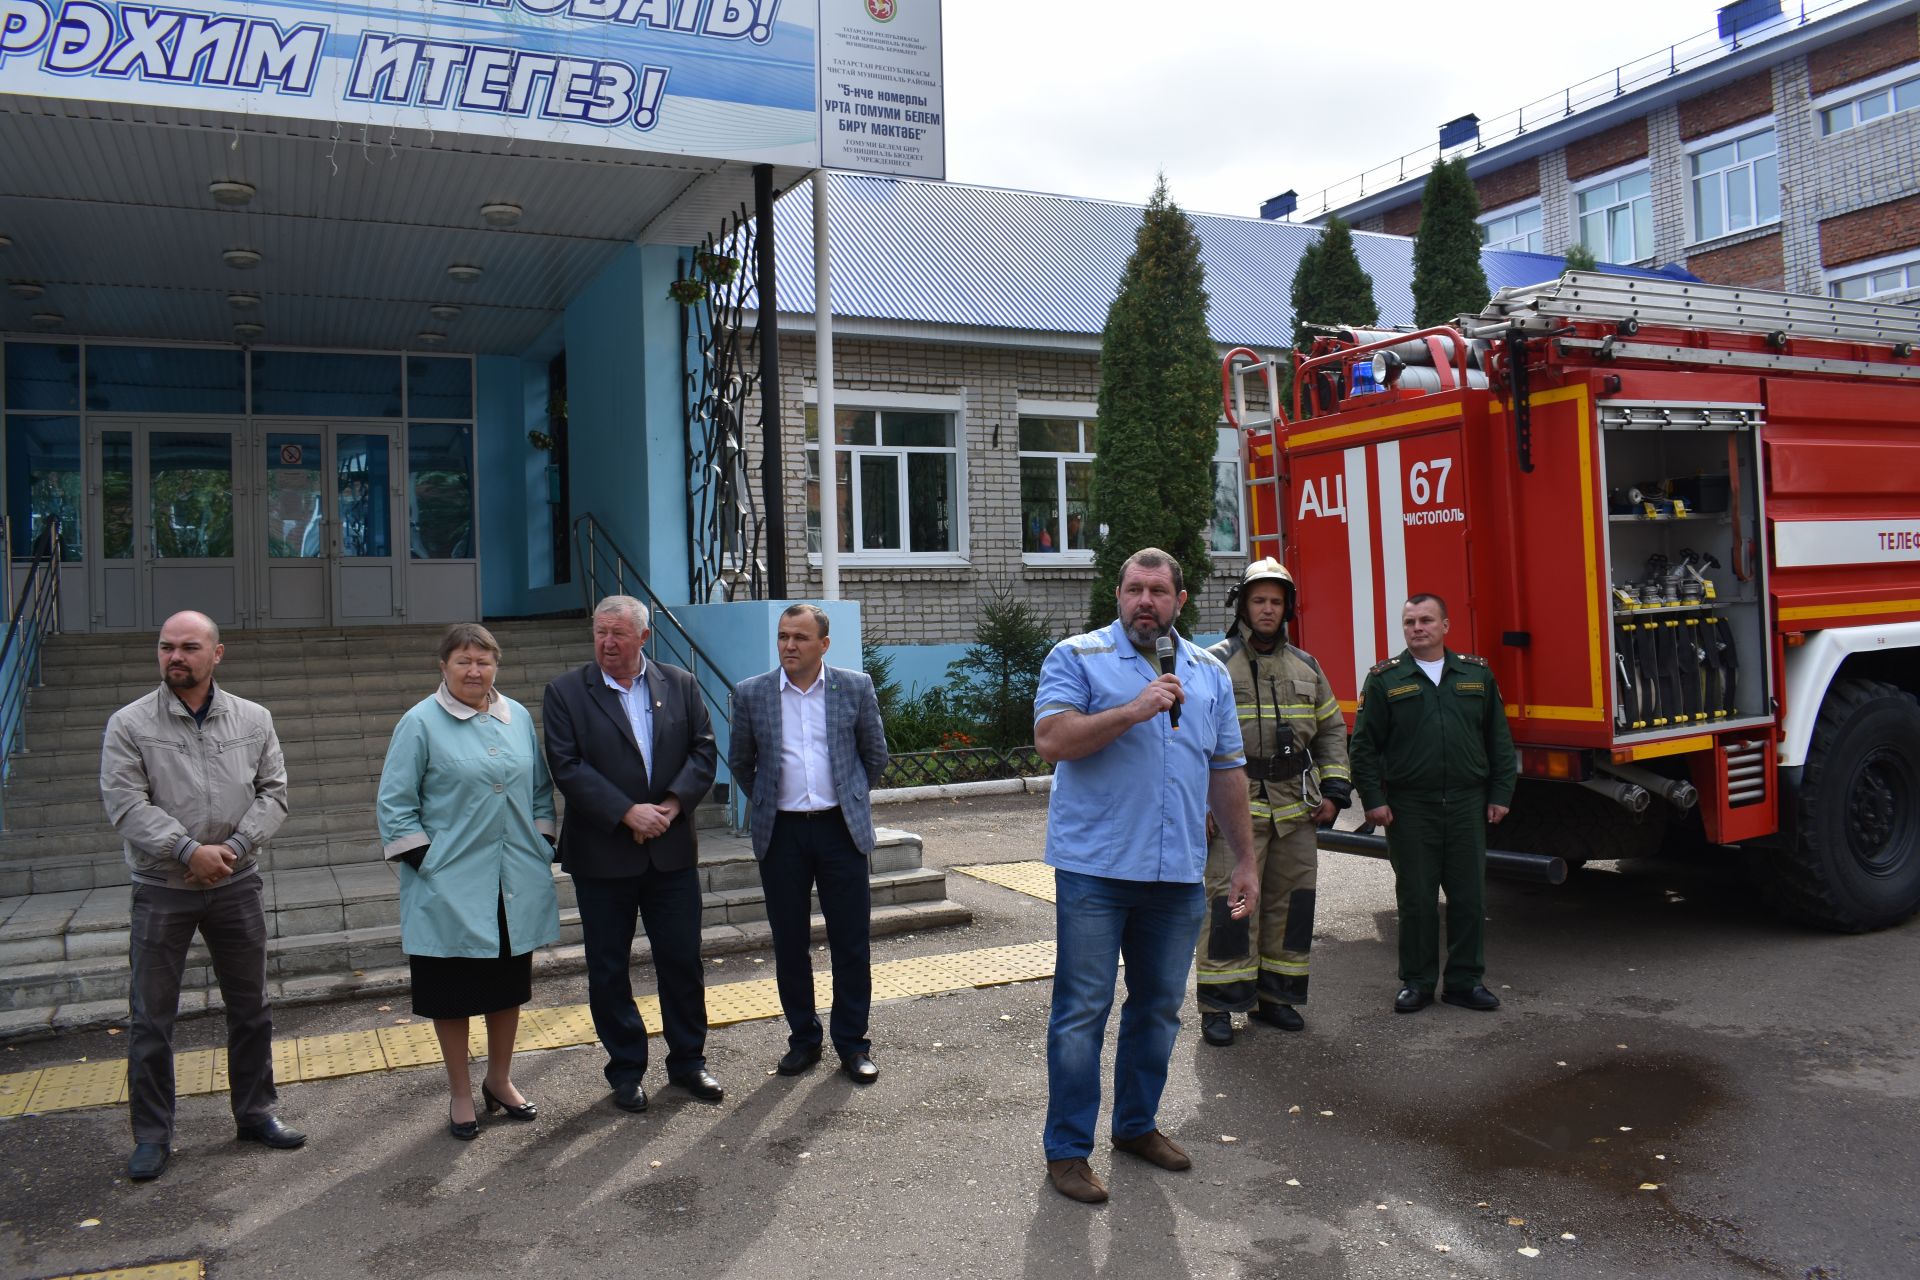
top-left (728, 604), bottom-right (889, 1082)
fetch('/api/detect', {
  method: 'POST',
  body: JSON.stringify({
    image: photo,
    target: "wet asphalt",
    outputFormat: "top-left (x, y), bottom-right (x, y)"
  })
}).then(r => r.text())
top-left (2, 791), bottom-right (1916, 1279)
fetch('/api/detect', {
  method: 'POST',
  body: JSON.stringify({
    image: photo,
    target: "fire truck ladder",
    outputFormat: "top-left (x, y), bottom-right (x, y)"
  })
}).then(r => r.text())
top-left (1471, 271), bottom-right (1920, 379)
top-left (1221, 348), bottom-right (1285, 562)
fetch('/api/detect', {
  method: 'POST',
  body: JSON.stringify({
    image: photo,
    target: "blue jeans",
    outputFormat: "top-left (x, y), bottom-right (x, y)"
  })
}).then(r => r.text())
top-left (1044, 869), bottom-right (1208, 1161)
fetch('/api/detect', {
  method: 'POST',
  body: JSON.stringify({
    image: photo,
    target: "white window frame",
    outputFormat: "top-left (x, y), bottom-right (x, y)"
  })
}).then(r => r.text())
top-left (802, 388), bottom-right (968, 567)
top-left (1685, 120), bottom-right (1779, 246)
top-left (1812, 61), bottom-right (1920, 137)
top-left (1478, 200), bottom-right (1543, 253)
top-left (1210, 425), bottom-right (1247, 557)
top-left (1825, 248), bottom-right (1920, 301)
top-left (1016, 400), bottom-right (1096, 567)
top-left (1572, 163), bottom-right (1655, 264)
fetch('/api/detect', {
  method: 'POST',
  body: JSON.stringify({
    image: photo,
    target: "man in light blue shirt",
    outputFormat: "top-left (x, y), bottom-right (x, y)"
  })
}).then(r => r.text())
top-left (1034, 547), bottom-right (1258, 1205)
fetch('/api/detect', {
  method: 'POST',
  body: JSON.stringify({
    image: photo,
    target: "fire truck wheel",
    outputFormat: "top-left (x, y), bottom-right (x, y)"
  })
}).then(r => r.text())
top-left (1768, 678), bottom-right (1920, 933)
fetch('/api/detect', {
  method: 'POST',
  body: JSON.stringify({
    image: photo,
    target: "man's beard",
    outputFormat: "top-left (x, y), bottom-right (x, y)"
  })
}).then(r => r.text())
top-left (1125, 611), bottom-right (1172, 649)
top-left (163, 667), bottom-right (197, 687)
top-left (1247, 619), bottom-right (1283, 651)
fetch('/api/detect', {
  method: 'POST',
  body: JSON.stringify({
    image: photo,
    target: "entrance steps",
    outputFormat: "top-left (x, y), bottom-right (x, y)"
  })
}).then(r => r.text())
top-left (0, 622), bottom-right (971, 1038)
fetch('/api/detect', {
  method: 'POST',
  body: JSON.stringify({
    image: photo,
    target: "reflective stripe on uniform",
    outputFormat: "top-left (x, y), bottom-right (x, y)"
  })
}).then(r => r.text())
top-left (1260, 957), bottom-right (1310, 976)
top-left (1249, 800), bottom-right (1311, 823)
top-left (1197, 966), bottom-right (1260, 983)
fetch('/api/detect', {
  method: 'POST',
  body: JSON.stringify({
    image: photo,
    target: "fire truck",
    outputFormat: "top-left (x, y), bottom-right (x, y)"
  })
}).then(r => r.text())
top-left (1222, 271), bottom-right (1920, 932)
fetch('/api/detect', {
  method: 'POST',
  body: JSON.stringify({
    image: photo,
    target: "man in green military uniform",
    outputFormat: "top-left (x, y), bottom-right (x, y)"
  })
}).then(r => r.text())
top-left (1350, 593), bottom-right (1517, 1014)
top-left (1196, 559), bottom-right (1351, 1044)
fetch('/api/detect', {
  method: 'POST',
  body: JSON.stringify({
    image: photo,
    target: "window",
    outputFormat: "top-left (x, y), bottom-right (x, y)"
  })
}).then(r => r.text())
top-left (1479, 203), bottom-right (1543, 253)
top-left (4, 415), bottom-right (82, 561)
top-left (408, 424), bottom-right (476, 558)
top-left (251, 351), bottom-right (403, 417)
top-left (1576, 170), bottom-right (1654, 263)
top-left (1817, 68), bottom-right (1920, 135)
top-left (1689, 126), bottom-right (1778, 242)
top-left (804, 406), bottom-right (959, 559)
top-left (1018, 413), bottom-right (1095, 559)
top-left (1211, 427), bottom-right (1245, 556)
top-left (86, 346), bottom-right (243, 414)
top-left (1828, 251), bottom-right (1920, 300)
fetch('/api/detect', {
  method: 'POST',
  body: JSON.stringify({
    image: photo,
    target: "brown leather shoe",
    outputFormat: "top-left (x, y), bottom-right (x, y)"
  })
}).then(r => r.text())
top-left (1111, 1129), bottom-right (1192, 1171)
top-left (1046, 1157), bottom-right (1110, 1203)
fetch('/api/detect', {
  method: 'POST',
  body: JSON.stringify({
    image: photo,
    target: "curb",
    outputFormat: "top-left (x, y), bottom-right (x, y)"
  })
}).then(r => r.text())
top-left (871, 775), bottom-right (1053, 806)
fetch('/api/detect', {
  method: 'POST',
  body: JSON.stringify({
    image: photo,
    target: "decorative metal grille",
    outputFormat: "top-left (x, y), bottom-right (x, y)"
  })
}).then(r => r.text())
top-left (882, 746), bottom-right (1051, 789)
top-left (684, 207), bottom-right (765, 604)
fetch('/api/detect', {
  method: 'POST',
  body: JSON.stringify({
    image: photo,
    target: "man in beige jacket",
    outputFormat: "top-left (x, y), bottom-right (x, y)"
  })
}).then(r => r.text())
top-left (101, 611), bottom-right (300, 1181)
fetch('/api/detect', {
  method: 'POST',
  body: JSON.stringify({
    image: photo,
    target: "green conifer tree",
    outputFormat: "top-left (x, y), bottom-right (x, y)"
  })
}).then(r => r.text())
top-left (1288, 214), bottom-right (1380, 418)
top-left (1087, 177), bottom-right (1218, 633)
top-left (1562, 242), bottom-right (1599, 273)
top-left (1411, 157), bottom-right (1492, 327)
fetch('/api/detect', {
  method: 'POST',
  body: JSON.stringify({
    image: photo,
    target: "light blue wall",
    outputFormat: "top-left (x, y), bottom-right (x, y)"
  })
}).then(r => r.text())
top-left (879, 643), bottom-right (965, 696)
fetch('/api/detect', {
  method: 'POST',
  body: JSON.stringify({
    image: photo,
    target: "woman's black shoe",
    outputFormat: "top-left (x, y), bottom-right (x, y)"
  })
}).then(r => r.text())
top-left (482, 1083), bottom-right (537, 1121)
top-left (448, 1102), bottom-right (480, 1141)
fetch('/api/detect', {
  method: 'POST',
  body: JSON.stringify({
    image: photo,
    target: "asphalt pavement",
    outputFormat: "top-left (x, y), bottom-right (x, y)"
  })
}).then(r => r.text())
top-left (2, 792), bottom-right (1916, 1279)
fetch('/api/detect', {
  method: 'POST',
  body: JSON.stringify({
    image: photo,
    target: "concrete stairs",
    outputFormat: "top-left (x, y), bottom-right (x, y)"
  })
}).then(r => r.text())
top-left (0, 621), bottom-right (969, 1039)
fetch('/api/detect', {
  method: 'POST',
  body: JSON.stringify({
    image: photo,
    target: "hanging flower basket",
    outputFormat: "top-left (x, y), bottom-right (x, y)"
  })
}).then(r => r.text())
top-left (527, 429), bottom-right (555, 452)
top-left (669, 277), bottom-right (709, 306)
top-left (696, 251), bottom-right (740, 285)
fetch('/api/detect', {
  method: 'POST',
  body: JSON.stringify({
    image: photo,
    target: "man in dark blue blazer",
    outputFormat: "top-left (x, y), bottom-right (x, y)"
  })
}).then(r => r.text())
top-left (728, 604), bottom-right (889, 1082)
top-left (543, 596), bottom-right (719, 1112)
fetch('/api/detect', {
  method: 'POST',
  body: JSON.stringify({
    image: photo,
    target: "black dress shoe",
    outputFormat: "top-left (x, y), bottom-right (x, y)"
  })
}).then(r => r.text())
top-left (611, 1080), bottom-right (649, 1113)
top-left (236, 1116), bottom-right (307, 1149)
top-left (671, 1068), bottom-right (725, 1102)
top-left (448, 1103), bottom-right (479, 1142)
top-left (840, 1053), bottom-right (879, 1084)
top-left (482, 1082), bottom-right (537, 1121)
top-left (777, 1044), bottom-right (823, 1076)
top-left (127, 1142), bottom-right (170, 1181)
top-left (1394, 986), bottom-right (1434, 1013)
top-left (1251, 1003), bottom-right (1305, 1032)
top-left (1201, 1012), bottom-right (1234, 1046)
top-left (1441, 984), bottom-right (1502, 1011)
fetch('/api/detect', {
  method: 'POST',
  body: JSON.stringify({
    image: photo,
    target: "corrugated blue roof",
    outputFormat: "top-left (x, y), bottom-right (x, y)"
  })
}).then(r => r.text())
top-left (767, 174), bottom-right (1691, 349)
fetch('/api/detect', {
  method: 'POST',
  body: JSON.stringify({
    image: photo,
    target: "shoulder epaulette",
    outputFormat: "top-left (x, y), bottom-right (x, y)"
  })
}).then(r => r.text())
top-left (1368, 658), bottom-right (1398, 676)
top-left (1459, 653), bottom-right (1488, 667)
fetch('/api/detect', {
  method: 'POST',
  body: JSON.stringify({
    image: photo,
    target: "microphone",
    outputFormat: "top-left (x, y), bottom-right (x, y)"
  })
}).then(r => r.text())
top-left (1155, 635), bottom-right (1180, 729)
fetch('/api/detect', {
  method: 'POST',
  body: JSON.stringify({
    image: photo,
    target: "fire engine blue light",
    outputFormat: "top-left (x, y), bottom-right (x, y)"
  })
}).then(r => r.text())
top-left (1350, 362), bottom-right (1381, 395)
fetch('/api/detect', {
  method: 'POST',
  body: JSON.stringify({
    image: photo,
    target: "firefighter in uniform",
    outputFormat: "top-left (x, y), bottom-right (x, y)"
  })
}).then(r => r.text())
top-left (1350, 593), bottom-right (1517, 1014)
top-left (1195, 559), bottom-right (1351, 1045)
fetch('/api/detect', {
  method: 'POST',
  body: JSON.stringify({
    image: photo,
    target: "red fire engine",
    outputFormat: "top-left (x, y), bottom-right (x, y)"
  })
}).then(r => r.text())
top-left (1223, 271), bottom-right (1920, 932)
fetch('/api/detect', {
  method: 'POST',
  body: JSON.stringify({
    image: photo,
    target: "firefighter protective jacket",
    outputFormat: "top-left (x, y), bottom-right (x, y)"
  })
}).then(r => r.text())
top-left (1207, 635), bottom-right (1352, 825)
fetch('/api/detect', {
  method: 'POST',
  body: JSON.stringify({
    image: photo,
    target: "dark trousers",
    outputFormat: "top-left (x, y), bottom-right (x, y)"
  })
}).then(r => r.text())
top-left (1384, 797), bottom-right (1489, 993)
top-left (759, 809), bottom-right (872, 1057)
top-left (573, 866), bottom-right (706, 1085)
top-left (127, 876), bottom-right (276, 1145)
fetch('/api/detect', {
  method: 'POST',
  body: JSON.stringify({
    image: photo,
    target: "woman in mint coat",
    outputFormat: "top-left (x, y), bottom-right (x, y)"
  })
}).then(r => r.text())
top-left (377, 623), bottom-right (560, 1139)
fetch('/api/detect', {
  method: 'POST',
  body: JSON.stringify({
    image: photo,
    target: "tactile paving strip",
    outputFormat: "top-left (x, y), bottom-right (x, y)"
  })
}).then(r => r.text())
top-left (48, 1262), bottom-right (203, 1280)
top-left (0, 939), bottom-right (1064, 1117)
top-left (953, 860), bottom-right (1057, 903)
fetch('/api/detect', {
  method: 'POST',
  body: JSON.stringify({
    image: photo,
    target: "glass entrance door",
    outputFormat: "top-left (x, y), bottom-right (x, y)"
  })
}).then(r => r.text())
top-left (92, 423), bottom-right (242, 630)
top-left (257, 423), bottom-right (402, 627)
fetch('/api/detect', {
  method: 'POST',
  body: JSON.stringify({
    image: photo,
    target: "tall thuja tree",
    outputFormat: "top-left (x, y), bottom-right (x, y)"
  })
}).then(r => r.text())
top-left (1087, 176), bottom-right (1217, 633)
top-left (1411, 157), bottom-right (1491, 327)
top-left (1288, 214), bottom-right (1379, 416)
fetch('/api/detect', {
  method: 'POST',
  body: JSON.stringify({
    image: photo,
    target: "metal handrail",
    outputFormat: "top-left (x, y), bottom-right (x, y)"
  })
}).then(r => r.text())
top-left (1, 518), bottom-right (65, 828)
top-left (571, 513), bottom-right (745, 829)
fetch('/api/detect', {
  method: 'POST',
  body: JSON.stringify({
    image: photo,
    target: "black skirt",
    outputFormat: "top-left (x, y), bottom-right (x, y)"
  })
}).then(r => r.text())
top-left (408, 893), bottom-right (533, 1020)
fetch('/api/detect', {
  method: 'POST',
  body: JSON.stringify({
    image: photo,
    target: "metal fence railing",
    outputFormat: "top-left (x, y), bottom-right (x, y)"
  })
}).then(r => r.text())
top-left (882, 745), bottom-right (1050, 790)
top-left (571, 513), bottom-right (744, 829)
top-left (1, 517), bottom-right (64, 828)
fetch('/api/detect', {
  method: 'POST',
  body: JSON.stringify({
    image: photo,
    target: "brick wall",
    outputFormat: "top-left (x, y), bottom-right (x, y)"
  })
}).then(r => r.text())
top-left (738, 334), bottom-right (1240, 652)
top-left (1678, 71), bottom-right (1775, 140)
top-left (1473, 161), bottom-right (1540, 212)
top-left (1382, 202), bottom-right (1421, 237)
top-left (1564, 117), bottom-right (1650, 182)
top-left (1686, 230), bottom-right (1785, 289)
top-left (1819, 193), bottom-right (1920, 267)
top-left (1807, 17), bottom-right (1920, 96)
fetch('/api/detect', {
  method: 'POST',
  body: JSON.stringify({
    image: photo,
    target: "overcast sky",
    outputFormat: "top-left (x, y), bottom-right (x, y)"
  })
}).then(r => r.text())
top-left (939, 0), bottom-right (1846, 221)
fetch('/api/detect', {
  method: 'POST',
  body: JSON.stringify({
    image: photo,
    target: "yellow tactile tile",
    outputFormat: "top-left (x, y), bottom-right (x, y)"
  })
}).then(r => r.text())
top-left (23, 1058), bottom-right (126, 1113)
top-left (48, 1262), bottom-right (203, 1280)
top-left (953, 860), bottom-right (1057, 902)
top-left (0, 1067), bottom-right (43, 1117)
top-left (0, 937), bottom-right (1065, 1118)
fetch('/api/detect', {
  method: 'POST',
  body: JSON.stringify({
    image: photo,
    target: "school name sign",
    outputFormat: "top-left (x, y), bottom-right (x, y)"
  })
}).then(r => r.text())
top-left (0, 0), bottom-right (940, 172)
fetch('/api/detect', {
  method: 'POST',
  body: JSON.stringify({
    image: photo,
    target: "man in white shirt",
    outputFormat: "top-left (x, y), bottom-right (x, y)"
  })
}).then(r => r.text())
top-left (727, 605), bottom-right (890, 1082)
